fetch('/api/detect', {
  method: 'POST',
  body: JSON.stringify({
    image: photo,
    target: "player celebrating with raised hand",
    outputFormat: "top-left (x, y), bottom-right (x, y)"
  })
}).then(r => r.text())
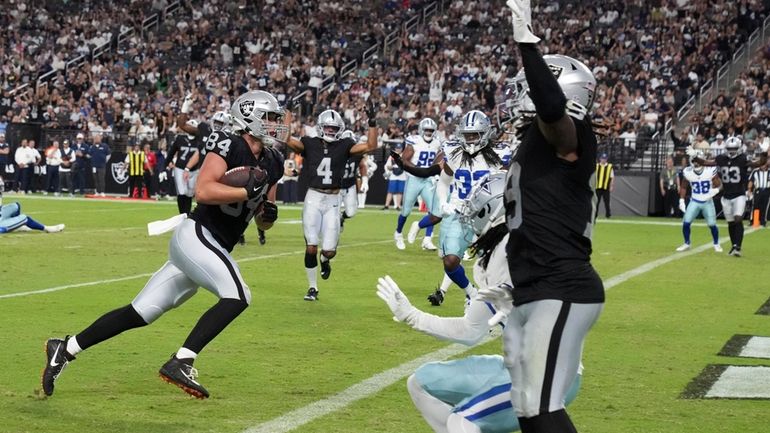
top-left (476, 2), bottom-right (605, 432)
top-left (376, 173), bottom-right (582, 433)
top-left (284, 103), bottom-right (379, 301)
top-left (687, 136), bottom-right (768, 256)
top-left (167, 119), bottom-right (203, 215)
top-left (395, 117), bottom-right (443, 251)
top-left (338, 130), bottom-right (368, 232)
top-left (393, 110), bottom-right (503, 306)
top-left (675, 152), bottom-right (723, 252)
top-left (41, 90), bottom-right (285, 399)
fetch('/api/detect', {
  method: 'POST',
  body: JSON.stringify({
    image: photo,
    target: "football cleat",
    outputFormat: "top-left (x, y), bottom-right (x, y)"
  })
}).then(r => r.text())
top-left (427, 288), bottom-right (445, 306)
top-left (41, 337), bottom-right (75, 396)
top-left (713, 244), bottom-right (723, 253)
top-left (258, 229), bottom-right (266, 245)
top-left (320, 260), bottom-right (332, 280)
top-left (339, 216), bottom-right (345, 233)
top-left (44, 224), bottom-right (65, 233)
top-left (394, 232), bottom-right (406, 250)
top-left (732, 247), bottom-right (742, 257)
top-left (159, 355), bottom-right (209, 399)
top-left (421, 237), bottom-right (437, 251)
top-left (407, 221), bottom-right (420, 244)
top-left (675, 243), bottom-right (691, 252)
top-left (728, 246), bottom-right (737, 256)
top-left (304, 287), bottom-right (319, 301)
top-left (238, 234), bottom-right (246, 245)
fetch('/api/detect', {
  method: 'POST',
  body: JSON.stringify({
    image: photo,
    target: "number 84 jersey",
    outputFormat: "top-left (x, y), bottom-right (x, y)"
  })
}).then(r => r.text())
top-left (191, 130), bottom-right (284, 251)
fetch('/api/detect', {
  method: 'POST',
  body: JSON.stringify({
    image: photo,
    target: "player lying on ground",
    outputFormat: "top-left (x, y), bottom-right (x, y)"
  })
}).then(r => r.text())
top-left (0, 178), bottom-right (64, 233)
top-left (377, 173), bottom-right (581, 433)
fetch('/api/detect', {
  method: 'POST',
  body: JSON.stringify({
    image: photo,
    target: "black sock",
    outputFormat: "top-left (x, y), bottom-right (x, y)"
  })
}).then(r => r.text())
top-left (177, 196), bottom-right (185, 214)
top-left (75, 304), bottom-right (147, 351)
top-left (184, 196), bottom-right (193, 214)
top-left (182, 298), bottom-right (248, 354)
top-left (736, 222), bottom-right (744, 248)
top-left (519, 409), bottom-right (577, 433)
top-left (304, 252), bottom-right (318, 268)
top-left (727, 222), bottom-right (737, 246)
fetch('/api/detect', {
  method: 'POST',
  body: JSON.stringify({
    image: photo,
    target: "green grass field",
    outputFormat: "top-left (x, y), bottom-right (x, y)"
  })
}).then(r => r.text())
top-left (1, 195), bottom-right (768, 433)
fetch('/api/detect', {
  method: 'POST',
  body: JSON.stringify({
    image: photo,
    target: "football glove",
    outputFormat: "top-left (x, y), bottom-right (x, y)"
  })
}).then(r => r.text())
top-left (507, 0), bottom-right (541, 44)
top-left (260, 201), bottom-right (278, 223)
top-left (245, 169), bottom-right (266, 200)
top-left (389, 150), bottom-right (404, 168)
top-left (440, 202), bottom-right (458, 217)
top-left (181, 93), bottom-right (194, 114)
top-left (685, 145), bottom-right (698, 158)
top-left (366, 100), bottom-right (378, 127)
top-left (376, 275), bottom-right (417, 323)
top-left (707, 187), bottom-right (721, 200)
top-left (678, 198), bottom-right (686, 213)
top-left (476, 284), bottom-right (514, 327)
top-left (759, 138), bottom-right (770, 153)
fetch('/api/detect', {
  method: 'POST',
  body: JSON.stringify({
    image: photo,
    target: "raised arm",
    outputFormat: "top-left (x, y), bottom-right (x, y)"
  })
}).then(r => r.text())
top-left (282, 105), bottom-right (304, 153)
top-left (177, 94), bottom-right (200, 136)
top-left (350, 101), bottom-right (380, 156)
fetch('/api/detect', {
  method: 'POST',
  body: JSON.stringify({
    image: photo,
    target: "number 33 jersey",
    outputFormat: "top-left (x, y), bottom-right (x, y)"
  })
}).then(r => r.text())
top-left (682, 166), bottom-right (717, 202)
top-left (191, 130), bottom-right (284, 251)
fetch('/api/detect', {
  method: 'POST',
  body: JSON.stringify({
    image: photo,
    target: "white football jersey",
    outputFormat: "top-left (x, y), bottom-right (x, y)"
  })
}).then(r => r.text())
top-left (683, 166), bottom-right (717, 202)
top-left (445, 143), bottom-right (503, 205)
top-left (404, 134), bottom-right (441, 169)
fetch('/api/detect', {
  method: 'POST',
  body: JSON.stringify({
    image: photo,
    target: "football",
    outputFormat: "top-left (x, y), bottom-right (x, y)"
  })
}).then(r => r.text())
top-left (219, 166), bottom-right (267, 187)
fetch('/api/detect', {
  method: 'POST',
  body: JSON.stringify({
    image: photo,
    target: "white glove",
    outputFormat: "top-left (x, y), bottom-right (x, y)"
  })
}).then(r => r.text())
top-left (360, 176), bottom-right (369, 193)
top-left (759, 138), bottom-right (769, 153)
top-left (441, 201), bottom-right (457, 217)
top-left (685, 145), bottom-right (697, 158)
top-left (180, 93), bottom-right (193, 114)
top-left (746, 190), bottom-right (754, 201)
top-left (507, 0), bottom-right (541, 44)
top-left (707, 187), bottom-right (721, 200)
top-left (376, 275), bottom-right (417, 323)
top-left (678, 198), bottom-right (686, 213)
top-left (158, 171), bottom-right (167, 182)
top-left (476, 284), bottom-right (514, 327)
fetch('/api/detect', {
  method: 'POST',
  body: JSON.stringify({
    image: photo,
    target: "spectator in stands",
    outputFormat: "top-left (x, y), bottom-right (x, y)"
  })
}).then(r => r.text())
top-left (710, 133), bottom-right (726, 157)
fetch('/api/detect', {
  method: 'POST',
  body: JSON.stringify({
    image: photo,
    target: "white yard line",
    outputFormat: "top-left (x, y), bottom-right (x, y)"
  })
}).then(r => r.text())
top-left (0, 240), bottom-right (391, 299)
top-left (242, 230), bottom-right (758, 433)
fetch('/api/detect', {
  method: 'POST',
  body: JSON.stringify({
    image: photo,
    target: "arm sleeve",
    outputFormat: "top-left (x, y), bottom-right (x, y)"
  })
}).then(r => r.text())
top-left (402, 164), bottom-right (441, 177)
top-left (519, 43), bottom-right (567, 123)
top-left (403, 300), bottom-right (493, 346)
top-left (435, 169), bottom-right (452, 205)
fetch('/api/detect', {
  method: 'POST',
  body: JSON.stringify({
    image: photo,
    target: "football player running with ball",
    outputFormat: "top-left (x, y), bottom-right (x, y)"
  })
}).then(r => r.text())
top-left (284, 104), bottom-right (379, 301)
top-left (477, 1), bottom-right (605, 432)
top-left (41, 90), bottom-right (286, 399)
top-left (687, 136), bottom-right (768, 256)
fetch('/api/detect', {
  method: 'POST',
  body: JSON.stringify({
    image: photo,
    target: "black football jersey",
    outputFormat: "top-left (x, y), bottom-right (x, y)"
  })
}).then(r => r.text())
top-left (504, 119), bottom-right (604, 305)
top-left (168, 135), bottom-right (202, 171)
top-left (190, 130), bottom-right (284, 251)
top-left (301, 136), bottom-right (356, 189)
top-left (341, 155), bottom-right (363, 189)
top-left (715, 153), bottom-right (749, 199)
top-left (196, 121), bottom-right (213, 169)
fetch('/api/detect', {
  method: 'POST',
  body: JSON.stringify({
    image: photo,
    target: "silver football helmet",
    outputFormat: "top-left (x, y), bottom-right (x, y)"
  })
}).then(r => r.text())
top-left (725, 136), bottom-right (742, 158)
top-left (230, 90), bottom-right (288, 147)
top-left (459, 171), bottom-right (507, 236)
top-left (211, 110), bottom-right (232, 132)
top-left (418, 117), bottom-right (437, 142)
top-left (316, 109), bottom-right (345, 143)
top-left (456, 110), bottom-right (495, 155)
top-left (506, 54), bottom-right (596, 124)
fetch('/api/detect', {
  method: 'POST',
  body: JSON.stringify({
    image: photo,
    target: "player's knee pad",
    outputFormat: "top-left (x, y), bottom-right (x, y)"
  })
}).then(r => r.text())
top-left (305, 251), bottom-right (318, 268)
top-left (321, 250), bottom-right (336, 260)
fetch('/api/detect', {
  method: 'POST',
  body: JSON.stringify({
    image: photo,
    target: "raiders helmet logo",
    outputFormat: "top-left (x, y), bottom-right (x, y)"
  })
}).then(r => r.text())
top-left (548, 64), bottom-right (564, 79)
top-left (239, 100), bottom-right (255, 117)
top-left (111, 162), bottom-right (128, 184)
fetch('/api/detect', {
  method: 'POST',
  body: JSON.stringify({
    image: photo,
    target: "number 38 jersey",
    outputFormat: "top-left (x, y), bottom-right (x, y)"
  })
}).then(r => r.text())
top-left (715, 153), bottom-right (749, 199)
top-left (191, 130), bottom-right (284, 251)
top-left (682, 166), bottom-right (717, 202)
top-left (301, 136), bottom-right (356, 189)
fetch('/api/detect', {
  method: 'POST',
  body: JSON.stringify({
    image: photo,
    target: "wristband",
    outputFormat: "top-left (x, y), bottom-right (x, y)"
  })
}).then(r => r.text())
top-left (184, 167), bottom-right (190, 172)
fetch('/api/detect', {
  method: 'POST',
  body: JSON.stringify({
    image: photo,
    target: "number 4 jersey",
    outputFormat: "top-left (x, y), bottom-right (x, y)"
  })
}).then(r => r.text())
top-left (191, 130), bottom-right (284, 251)
top-left (683, 166), bottom-right (717, 202)
top-left (301, 136), bottom-right (356, 189)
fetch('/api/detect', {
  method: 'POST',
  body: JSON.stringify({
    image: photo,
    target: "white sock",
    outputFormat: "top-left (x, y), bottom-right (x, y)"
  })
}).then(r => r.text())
top-left (320, 255), bottom-right (329, 263)
top-left (66, 336), bottom-right (83, 356)
top-left (462, 283), bottom-right (477, 299)
top-left (439, 273), bottom-right (453, 293)
top-left (176, 347), bottom-right (198, 360)
top-left (306, 267), bottom-right (318, 288)
top-left (406, 374), bottom-right (451, 433)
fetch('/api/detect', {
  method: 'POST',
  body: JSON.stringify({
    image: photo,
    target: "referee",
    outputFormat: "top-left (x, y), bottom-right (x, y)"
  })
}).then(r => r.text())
top-left (125, 143), bottom-right (146, 198)
top-left (749, 160), bottom-right (770, 227)
top-left (595, 152), bottom-right (614, 219)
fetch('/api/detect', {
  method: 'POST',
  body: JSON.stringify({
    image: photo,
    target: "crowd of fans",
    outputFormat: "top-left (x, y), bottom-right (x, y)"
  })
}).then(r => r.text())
top-left (0, 0), bottom-right (768, 185)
